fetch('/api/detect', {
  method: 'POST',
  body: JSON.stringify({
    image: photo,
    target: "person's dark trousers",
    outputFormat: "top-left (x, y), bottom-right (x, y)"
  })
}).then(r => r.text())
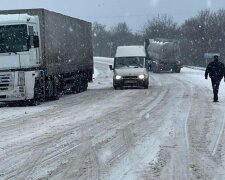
top-left (211, 78), bottom-right (221, 101)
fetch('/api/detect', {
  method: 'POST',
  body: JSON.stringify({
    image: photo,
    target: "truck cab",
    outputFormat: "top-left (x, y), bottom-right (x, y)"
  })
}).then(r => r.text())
top-left (109, 46), bottom-right (149, 89)
top-left (0, 14), bottom-right (41, 102)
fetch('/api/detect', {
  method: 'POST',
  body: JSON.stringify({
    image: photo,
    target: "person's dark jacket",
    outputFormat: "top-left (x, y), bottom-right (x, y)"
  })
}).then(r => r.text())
top-left (205, 60), bottom-right (225, 80)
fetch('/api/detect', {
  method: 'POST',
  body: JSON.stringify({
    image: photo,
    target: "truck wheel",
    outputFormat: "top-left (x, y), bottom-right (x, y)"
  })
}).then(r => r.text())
top-left (75, 76), bottom-right (81, 93)
top-left (152, 66), bottom-right (156, 73)
top-left (153, 66), bottom-right (159, 73)
top-left (52, 87), bottom-right (60, 100)
top-left (175, 68), bottom-right (181, 73)
top-left (81, 76), bottom-right (88, 92)
top-left (52, 77), bottom-right (60, 100)
top-left (30, 83), bottom-right (41, 106)
top-left (83, 81), bottom-right (88, 91)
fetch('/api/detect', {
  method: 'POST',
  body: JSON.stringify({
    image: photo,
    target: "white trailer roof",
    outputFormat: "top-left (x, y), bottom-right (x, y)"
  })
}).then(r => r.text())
top-left (115, 46), bottom-right (146, 57)
top-left (0, 14), bottom-right (37, 24)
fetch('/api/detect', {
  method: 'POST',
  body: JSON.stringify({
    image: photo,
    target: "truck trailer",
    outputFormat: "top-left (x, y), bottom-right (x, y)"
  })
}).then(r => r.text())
top-left (144, 39), bottom-right (182, 73)
top-left (0, 9), bottom-right (93, 105)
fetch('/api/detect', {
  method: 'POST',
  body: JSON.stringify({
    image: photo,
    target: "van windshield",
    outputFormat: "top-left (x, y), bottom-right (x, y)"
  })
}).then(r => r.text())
top-left (115, 57), bottom-right (145, 68)
top-left (0, 24), bottom-right (28, 53)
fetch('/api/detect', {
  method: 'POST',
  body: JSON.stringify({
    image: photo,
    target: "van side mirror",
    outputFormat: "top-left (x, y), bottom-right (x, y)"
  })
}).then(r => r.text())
top-left (109, 65), bottom-right (114, 70)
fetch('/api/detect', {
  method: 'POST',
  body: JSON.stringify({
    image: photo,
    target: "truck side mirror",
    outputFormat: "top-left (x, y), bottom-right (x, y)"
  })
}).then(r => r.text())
top-left (27, 35), bottom-right (40, 49)
top-left (33, 36), bottom-right (40, 48)
top-left (27, 36), bottom-right (31, 49)
top-left (109, 65), bottom-right (114, 70)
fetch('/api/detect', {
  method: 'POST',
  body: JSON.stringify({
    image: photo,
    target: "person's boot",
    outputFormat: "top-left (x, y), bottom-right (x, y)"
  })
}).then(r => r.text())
top-left (213, 98), bottom-right (219, 102)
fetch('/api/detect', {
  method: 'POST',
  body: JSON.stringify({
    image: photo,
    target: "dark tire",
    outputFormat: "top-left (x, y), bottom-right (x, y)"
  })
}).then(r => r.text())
top-left (175, 68), bottom-right (181, 73)
top-left (30, 98), bottom-right (40, 106)
top-left (71, 75), bottom-right (81, 94)
top-left (113, 85), bottom-right (119, 90)
top-left (76, 76), bottom-right (82, 93)
top-left (80, 75), bottom-right (88, 92)
top-left (153, 65), bottom-right (160, 73)
top-left (30, 83), bottom-right (41, 106)
top-left (52, 77), bottom-right (60, 100)
top-left (144, 83), bottom-right (149, 89)
top-left (83, 74), bottom-right (88, 91)
top-left (83, 80), bottom-right (88, 91)
top-left (52, 88), bottom-right (60, 100)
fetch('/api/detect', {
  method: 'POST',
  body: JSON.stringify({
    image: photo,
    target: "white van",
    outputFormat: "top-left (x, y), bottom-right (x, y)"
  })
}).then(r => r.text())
top-left (109, 46), bottom-right (149, 89)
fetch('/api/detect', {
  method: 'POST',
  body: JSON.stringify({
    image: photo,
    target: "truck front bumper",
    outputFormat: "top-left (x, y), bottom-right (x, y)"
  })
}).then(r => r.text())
top-left (0, 87), bottom-right (26, 102)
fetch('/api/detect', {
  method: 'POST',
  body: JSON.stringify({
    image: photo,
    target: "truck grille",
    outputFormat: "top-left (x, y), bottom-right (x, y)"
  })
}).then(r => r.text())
top-left (0, 74), bottom-right (13, 91)
top-left (0, 95), bottom-right (6, 99)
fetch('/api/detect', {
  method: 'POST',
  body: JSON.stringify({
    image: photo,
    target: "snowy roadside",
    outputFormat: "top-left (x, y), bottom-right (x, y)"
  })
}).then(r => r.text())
top-left (184, 65), bottom-right (206, 71)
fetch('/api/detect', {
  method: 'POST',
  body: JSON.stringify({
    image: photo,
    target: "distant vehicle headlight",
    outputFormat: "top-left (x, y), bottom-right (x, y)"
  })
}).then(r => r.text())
top-left (115, 75), bottom-right (122, 80)
top-left (138, 75), bottom-right (145, 79)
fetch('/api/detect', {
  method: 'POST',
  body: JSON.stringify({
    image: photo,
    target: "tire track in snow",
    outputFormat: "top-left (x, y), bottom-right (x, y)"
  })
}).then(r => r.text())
top-left (138, 76), bottom-right (194, 180)
top-left (210, 106), bottom-right (225, 156)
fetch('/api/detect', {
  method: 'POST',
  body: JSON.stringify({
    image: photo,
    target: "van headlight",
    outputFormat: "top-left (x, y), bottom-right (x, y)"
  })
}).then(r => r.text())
top-left (138, 75), bottom-right (145, 79)
top-left (18, 72), bottom-right (25, 86)
top-left (115, 75), bottom-right (122, 80)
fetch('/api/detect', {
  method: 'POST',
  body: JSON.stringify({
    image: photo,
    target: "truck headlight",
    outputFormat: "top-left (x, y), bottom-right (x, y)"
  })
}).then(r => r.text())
top-left (115, 75), bottom-right (122, 80)
top-left (18, 72), bottom-right (25, 86)
top-left (138, 75), bottom-right (145, 79)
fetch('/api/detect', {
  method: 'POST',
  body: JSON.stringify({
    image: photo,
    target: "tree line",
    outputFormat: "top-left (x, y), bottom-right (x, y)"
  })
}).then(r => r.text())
top-left (92, 9), bottom-right (225, 67)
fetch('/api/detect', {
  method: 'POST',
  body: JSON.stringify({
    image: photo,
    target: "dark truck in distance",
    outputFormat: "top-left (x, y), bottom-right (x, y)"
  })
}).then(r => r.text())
top-left (0, 9), bottom-right (93, 105)
top-left (144, 39), bottom-right (182, 73)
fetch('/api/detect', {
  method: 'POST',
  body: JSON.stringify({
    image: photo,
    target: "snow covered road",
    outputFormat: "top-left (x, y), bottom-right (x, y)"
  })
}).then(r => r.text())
top-left (0, 57), bottom-right (225, 180)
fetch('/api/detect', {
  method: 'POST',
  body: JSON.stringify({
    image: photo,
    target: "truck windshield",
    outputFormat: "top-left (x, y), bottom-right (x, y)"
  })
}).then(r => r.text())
top-left (115, 57), bottom-right (145, 68)
top-left (0, 24), bottom-right (28, 53)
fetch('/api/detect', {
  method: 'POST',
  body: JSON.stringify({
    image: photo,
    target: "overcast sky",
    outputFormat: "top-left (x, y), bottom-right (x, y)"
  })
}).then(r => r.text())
top-left (1, 0), bottom-right (225, 32)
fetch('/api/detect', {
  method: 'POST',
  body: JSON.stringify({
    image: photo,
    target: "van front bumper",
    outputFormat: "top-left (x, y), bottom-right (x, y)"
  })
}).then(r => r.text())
top-left (113, 78), bottom-right (148, 88)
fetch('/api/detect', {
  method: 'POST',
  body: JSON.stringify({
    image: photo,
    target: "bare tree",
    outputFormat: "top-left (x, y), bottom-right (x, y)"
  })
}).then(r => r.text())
top-left (92, 22), bottom-right (143, 57)
top-left (92, 22), bottom-right (111, 57)
top-left (181, 9), bottom-right (225, 66)
top-left (110, 22), bottom-right (142, 56)
top-left (142, 14), bottom-right (179, 39)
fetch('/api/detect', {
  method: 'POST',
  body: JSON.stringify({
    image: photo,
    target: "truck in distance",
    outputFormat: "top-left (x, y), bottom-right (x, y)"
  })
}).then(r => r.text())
top-left (145, 39), bottom-right (182, 73)
top-left (0, 9), bottom-right (93, 105)
top-left (109, 46), bottom-right (149, 89)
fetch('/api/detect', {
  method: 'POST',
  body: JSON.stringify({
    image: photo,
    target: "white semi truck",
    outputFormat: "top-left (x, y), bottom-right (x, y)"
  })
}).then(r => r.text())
top-left (145, 39), bottom-right (182, 73)
top-left (109, 46), bottom-right (149, 89)
top-left (0, 9), bottom-right (93, 105)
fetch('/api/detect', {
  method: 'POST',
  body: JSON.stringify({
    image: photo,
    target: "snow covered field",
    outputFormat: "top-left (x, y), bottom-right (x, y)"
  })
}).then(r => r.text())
top-left (0, 57), bottom-right (225, 179)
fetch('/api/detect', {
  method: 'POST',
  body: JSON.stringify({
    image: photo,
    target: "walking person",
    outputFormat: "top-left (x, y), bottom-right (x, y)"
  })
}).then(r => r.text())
top-left (205, 55), bottom-right (225, 102)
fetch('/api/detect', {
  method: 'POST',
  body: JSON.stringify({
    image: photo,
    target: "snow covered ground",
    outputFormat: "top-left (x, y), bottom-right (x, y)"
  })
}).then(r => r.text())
top-left (0, 57), bottom-right (225, 180)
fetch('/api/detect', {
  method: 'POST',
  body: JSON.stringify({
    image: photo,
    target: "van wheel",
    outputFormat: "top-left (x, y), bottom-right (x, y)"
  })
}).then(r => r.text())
top-left (144, 84), bottom-right (149, 89)
top-left (113, 85), bottom-right (119, 90)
